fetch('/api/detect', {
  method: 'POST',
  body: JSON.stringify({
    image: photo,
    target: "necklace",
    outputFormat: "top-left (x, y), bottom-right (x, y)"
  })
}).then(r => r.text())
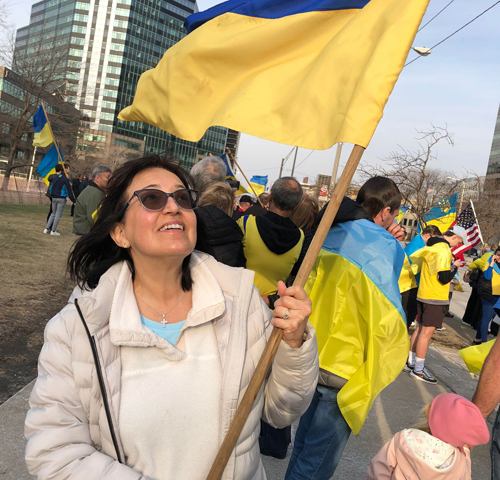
top-left (135, 291), bottom-right (188, 327)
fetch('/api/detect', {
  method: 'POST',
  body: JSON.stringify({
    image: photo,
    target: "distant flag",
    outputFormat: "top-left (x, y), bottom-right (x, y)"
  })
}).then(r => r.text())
top-left (250, 175), bottom-right (268, 196)
top-left (396, 205), bottom-right (410, 224)
top-left (451, 202), bottom-right (483, 256)
top-left (36, 145), bottom-right (64, 185)
top-left (423, 193), bottom-right (458, 233)
top-left (119, 0), bottom-right (430, 150)
top-left (32, 105), bottom-right (54, 147)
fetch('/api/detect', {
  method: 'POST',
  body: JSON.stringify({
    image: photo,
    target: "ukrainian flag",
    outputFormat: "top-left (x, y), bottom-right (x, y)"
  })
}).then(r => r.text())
top-left (32, 106), bottom-right (54, 148)
top-left (36, 146), bottom-right (63, 185)
top-left (220, 153), bottom-right (247, 194)
top-left (395, 205), bottom-right (410, 224)
top-left (424, 193), bottom-right (457, 233)
top-left (119, 0), bottom-right (430, 150)
top-left (250, 175), bottom-right (268, 196)
top-left (306, 219), bottom-right (408, 434)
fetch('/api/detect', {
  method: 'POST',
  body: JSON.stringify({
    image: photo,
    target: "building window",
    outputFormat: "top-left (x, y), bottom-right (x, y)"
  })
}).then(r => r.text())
top-left (115, 137), bottom-right (142, 151)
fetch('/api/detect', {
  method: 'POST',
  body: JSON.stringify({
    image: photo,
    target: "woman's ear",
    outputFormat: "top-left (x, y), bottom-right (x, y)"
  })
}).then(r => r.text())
top-left (110, 222), bottom-right (130, 249)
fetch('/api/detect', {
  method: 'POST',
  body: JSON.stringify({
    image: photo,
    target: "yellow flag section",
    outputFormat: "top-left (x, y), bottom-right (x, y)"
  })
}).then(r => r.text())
top-left (249, 182), bottom-right (265, 196)
top-left (399, 253), bottom-right (417, 293)
top-left (305, 219), bottom-right (408, 435)
top-left (119, 0), bottom-right (430, 150)
top-left (459, 340), bottom-right (495, 375)
top-left (410, 242), bottom-right (452, 302)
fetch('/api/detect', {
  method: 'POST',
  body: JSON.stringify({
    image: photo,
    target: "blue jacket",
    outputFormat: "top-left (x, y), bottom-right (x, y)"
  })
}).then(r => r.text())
top-left (49, 174), bottom-right (76, 202)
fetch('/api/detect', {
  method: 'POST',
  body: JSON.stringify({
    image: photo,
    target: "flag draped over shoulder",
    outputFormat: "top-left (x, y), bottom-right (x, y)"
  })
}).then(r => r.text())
top-left (423, 194), bottom-right (457, 233)
top-left (36, 146), bottom-right (63, 185)
top-left (32, 106), bottom-right (54, 147)
top-left (119, 0), bottom-right (430, 150)
top-left (305, 219), bottom-right (408, 435)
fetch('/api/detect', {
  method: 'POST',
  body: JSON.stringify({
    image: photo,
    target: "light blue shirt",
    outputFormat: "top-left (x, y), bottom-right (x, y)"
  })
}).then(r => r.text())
top-left (140, 315), bottom-right (185, 345)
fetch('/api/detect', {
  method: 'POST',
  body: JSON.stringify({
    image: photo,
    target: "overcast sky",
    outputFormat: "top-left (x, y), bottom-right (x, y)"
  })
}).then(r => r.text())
top-left (6, 0), bottom-right (500, 186)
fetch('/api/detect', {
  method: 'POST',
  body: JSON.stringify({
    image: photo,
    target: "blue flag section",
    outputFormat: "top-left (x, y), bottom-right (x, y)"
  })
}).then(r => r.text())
top-left (185, 0), bottom-right (371, 32)
top-left (220, 153), bottom-right (235, 177)
top-left (249, 175), bottom-right (268, 186)
top-left (36, 146), bottom-right (63, 185)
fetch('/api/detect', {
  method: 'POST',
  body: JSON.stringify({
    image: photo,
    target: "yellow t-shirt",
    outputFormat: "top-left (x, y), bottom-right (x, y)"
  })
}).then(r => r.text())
top-left (238, 215), bottom-right (304, 296)
top-left (410, 242), bottom-right (452, 302)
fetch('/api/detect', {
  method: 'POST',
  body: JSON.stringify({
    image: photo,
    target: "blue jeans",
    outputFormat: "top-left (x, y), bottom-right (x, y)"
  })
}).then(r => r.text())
top-left (477, 297), bottom-right (500, 343)
top-left (492, 408), bottom-right (500, 479)
top-left (45, 198), bottom-right (66, 232)
top-left (285, 385), bottom-right (352, 480)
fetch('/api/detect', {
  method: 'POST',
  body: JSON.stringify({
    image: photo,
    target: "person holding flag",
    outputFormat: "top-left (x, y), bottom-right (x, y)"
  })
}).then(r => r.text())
top-left (43, 163), bottom-right (76, 236)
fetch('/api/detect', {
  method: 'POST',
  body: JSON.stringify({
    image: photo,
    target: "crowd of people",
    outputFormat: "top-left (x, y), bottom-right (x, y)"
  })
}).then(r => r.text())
top-left (28, 154), bottom-right (500, 479)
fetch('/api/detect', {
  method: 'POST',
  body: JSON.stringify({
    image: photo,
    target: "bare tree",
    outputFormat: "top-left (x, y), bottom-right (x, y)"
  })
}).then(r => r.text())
top-left (359, 126), bottom-right (470, 225)
top-left (0, 28), bottom-right (79, 189)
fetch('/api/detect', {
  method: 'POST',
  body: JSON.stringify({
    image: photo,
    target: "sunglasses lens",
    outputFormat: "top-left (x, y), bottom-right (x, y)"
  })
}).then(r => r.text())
top-left (138, 190), bottom-right (166, 210)
top-left (173, 189), bottom-right (198, 210)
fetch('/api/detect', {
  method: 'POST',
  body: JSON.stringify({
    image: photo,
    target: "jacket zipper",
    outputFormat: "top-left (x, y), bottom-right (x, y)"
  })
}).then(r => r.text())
top-left (74, 298), bottom-right (123, 464)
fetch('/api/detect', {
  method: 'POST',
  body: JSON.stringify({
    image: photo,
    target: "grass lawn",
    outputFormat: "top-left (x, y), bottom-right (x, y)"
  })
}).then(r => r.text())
top-left (0, 204), bottom-right (76, 403)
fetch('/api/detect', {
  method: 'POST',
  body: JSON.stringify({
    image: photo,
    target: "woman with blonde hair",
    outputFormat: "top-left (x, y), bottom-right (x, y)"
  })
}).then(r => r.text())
top-left (25, 156), bottom-right (319, 480)
top-left (195, 181), bottom-right (247, 267)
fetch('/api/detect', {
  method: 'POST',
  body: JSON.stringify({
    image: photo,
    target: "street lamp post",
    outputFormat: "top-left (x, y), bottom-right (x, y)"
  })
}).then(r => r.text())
top-left (447, 177), bottom-right (466, 214)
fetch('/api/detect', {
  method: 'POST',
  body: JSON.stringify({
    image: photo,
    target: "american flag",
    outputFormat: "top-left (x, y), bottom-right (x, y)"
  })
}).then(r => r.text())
top-left (451, 203), bottom-right (482, 256)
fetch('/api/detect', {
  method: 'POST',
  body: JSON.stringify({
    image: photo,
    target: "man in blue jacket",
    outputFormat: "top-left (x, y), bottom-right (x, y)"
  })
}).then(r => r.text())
top-left (43, 164), bottom-right (76, 236)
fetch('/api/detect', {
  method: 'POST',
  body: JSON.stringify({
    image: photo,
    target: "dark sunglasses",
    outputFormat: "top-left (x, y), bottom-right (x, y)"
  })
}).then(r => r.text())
top-left (120, 188), bottom-right (199, 219)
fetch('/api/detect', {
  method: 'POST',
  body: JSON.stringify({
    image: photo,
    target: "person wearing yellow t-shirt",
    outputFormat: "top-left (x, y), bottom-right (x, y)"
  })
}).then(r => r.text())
top-left (407, 227), bottom-right (466, 384)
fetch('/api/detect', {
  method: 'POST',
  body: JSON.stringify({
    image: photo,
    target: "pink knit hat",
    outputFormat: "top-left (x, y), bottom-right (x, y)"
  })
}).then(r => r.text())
top-left (429, 394), bottom-right (490, 451)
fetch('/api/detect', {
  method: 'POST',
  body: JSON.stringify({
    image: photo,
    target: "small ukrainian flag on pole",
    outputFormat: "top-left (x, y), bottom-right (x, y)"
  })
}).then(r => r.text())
top-left (32, 105), bottom-right (54, 148)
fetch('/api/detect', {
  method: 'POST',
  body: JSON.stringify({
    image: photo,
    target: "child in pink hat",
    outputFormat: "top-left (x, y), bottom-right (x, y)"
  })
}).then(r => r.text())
top-left (367, 393), bottom-right (490, 479)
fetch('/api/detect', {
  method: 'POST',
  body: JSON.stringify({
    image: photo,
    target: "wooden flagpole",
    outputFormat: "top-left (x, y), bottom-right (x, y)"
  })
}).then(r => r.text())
top-left (225, 147), bottom-right (264, 208)
top-left (206, 144), bottom-right (365, 480)
top-left (40, 102), bottom-right (64, 165)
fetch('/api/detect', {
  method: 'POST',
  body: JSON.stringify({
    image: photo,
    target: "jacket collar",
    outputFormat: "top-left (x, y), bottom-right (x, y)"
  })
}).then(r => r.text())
top-left (71, 252), bottom-right (226, 349)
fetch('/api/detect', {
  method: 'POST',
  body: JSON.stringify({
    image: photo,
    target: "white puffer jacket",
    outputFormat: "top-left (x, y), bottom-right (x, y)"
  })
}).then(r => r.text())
top-left (25, 252), bottom-right (319, 479)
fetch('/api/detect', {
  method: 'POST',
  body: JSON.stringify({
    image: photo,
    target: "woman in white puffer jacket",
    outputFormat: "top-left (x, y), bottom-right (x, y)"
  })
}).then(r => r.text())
top-left (25, 155), bottom-right (319, 480)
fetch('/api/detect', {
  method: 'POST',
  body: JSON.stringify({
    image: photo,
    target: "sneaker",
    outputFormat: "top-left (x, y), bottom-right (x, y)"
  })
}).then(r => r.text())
top-left (436, 326), bottom-right (446, 332)
top-left (444, 312), bottom-right (454, 318)
top-left (411, 368), bottom-right (438, 384)
top-left (403, 362), bottom-right (415, 373)
top-left (43, 228), bottom-right (50, 234)
top-left (50, 231), bottom-right (61, 236)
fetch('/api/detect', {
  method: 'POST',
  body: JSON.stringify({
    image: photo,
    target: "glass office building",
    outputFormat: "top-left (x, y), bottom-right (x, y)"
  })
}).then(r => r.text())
top-left (15, 0), bottom-right (228, 169)
top-left (485, 104), bottom-right (500, 192)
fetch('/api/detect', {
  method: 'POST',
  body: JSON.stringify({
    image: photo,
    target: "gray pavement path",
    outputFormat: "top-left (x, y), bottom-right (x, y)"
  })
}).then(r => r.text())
top-left (1, 265), bottom-right (495, 479)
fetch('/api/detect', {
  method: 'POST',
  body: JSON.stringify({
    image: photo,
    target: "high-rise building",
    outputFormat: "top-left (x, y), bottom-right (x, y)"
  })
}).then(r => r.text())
top-left (14, 0), bottom-right (229, 169)
top-left (485, 104), bottom-right (500, 191)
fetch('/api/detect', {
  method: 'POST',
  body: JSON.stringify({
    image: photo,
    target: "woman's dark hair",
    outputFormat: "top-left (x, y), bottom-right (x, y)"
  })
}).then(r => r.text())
top-left (68, 155), bottom-right (195, 291)
top-left (356, 176), bottom-right (402, 219)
